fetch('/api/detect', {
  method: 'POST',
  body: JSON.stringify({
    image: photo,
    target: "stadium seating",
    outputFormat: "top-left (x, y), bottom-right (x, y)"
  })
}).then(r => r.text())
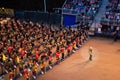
top-left (63, 0), bottom-right (102, 20)
top-left (95, 0), bottom-right (120, 38)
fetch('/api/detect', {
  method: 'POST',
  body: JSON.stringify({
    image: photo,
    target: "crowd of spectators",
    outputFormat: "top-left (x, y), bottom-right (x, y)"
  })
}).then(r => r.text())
top-left (63, 0), bottom-right (102, 20)
top-left (101, 0), bottom-right (120, 25)
top-left (89, 0), bottom-right (120, 40)
top-left (0, 17), bottom-right (88, 80)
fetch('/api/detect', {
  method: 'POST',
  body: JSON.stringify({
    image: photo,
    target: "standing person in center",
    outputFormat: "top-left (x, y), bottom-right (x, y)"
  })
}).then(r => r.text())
top-left (89, 46), bottom-right (93, 61)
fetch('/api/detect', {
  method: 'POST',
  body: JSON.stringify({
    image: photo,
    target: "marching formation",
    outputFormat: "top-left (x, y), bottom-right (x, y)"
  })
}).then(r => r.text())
top-left (0, 17), bottom-right (88, 80)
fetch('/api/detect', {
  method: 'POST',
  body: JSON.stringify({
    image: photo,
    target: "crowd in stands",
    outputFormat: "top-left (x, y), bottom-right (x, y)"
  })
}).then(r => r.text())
top-left (101, 0), bottom-right (120, 24)
top-left (0, 17), bottom-right (89, 80)
top-left (63, 0), bottom-right (102, 20)
top-left (95, 24), bottom-right (120, 41)
top-left (94, 0), bottom-right (120, 40)
top-left (105, 0), bottom-right (120, 20)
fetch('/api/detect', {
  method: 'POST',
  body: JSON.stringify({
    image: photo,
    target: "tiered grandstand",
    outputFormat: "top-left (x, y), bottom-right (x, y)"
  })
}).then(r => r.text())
top-left (95, 0), bottom-right (120, 38)
top-left (63, 0), bottom-right (102, 20)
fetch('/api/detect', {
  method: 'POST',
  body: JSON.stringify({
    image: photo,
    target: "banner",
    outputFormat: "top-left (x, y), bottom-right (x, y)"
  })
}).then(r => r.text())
top-left (0, 8), bottom-right (14, 16)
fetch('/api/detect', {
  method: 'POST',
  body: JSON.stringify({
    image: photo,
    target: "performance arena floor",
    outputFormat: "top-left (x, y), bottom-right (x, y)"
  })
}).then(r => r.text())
top-left (37, 37), bottom-right (120, 80)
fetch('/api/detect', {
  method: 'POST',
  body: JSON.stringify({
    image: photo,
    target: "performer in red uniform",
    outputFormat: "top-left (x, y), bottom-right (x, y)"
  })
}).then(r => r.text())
top-left (24, 68), bottom-right (29, 80)
top-left (56, 51), bottom-right (60, 64)
top-left (67, 44), bottom-right (71, 56)
top-left (9, 69), bottom-right (14, 80)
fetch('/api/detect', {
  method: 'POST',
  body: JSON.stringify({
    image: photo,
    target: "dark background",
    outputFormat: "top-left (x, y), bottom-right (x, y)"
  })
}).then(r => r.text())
top-left (0, 0), bottom-right (65, 12)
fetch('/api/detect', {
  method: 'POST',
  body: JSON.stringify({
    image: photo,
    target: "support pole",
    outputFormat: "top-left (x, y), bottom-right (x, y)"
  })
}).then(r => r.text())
top-left (44, 0), bottom-right (47, 13)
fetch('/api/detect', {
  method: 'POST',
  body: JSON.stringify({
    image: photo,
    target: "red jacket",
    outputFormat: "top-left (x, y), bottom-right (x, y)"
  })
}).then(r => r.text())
top-left (7, 46), bottom-right (12, 54)
top-left (35, 51), bottom-right (39, 60)
top-left (49, 55), bottom-right (53, 61)
top-left (61, 48), bottom-right (64, 54)
top-left (67, 45), bottom-right (70, 51)
top-left (56, 51), bottom-right (60, 58)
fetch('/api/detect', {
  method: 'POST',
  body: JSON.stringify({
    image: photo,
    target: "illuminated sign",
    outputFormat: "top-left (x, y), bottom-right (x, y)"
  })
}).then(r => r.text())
top-left (0, 8), bottom-right (14, 16)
